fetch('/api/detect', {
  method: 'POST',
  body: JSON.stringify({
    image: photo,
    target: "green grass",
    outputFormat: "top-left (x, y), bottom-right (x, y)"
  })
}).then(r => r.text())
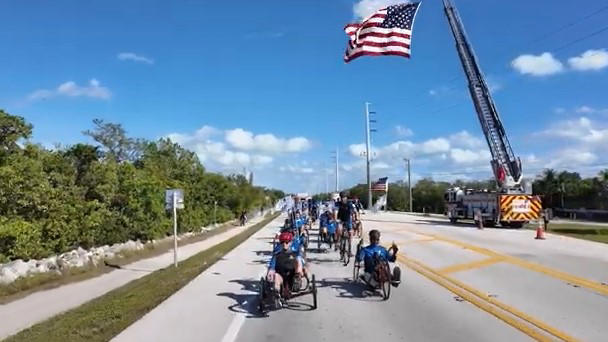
top-left (5, 212), bottom-right (279, 342)
top-left (0, 220), bottom-right (242, 304)
top-left (525, 222), bottom-right (608, 244)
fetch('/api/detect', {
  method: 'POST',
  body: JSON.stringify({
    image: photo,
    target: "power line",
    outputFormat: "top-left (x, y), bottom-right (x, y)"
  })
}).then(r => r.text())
top-left (400, 3), bottom-right (608, 115)
top-left (529, 4), bottom-right (608, 45)
top-left (553, 24), bottom-right (608, 53)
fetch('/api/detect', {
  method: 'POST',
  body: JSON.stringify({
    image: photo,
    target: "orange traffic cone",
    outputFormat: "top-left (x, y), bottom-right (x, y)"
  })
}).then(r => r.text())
top-left (535, 221), bottom-right (545, 240)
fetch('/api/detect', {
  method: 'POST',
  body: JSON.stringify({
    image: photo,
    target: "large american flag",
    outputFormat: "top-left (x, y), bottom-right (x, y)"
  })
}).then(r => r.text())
top-left (344, 2), bottom-right (420, 63)
top-left (372, 177), bottom-right (389, 191)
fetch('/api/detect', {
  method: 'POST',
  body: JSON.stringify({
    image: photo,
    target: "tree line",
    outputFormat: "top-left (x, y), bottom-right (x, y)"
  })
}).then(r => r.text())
top-left (314, 170), bottom-right (608, 214)
top-left (0, 110), bottom-right (284, 262)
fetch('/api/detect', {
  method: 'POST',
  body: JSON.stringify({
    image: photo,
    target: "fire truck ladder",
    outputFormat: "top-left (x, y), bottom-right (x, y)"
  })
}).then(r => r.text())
top-left (443, 0), bottom-right (523, 192)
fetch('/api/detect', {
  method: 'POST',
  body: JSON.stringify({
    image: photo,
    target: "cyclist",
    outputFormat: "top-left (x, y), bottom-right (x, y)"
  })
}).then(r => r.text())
top-left (267, 232), bottom-right (302, 293)
top-left (337, 192), bottom-right (356, 256)
top-left (356, 229), bottom-right (401, 288)
top-left (327, 212), bottom-right (339, 250)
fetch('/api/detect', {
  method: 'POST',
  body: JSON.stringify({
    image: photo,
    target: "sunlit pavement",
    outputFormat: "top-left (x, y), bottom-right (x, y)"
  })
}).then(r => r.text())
top-left (114, 212), bottom-right (608, 342)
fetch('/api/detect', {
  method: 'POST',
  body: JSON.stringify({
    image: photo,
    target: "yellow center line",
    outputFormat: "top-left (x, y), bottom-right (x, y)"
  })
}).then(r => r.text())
top-left (395, 227), bottom-right (608, 297)
top-left (397, 254), bottom-right (580, 342)
top-left (400, 238), bottom-right (436, 245)
top-left (436, 256), bottom-right (504, 274)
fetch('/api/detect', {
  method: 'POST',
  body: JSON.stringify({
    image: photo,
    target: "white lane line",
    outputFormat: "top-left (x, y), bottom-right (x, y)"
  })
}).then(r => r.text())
top-left (221, 305), bottom-right (247, 342)
top-left (220, 269), bottom-right (267, 342)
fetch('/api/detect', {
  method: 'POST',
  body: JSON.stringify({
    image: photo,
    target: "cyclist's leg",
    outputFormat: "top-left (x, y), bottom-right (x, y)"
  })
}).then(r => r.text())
top-left (273, 272), bottom-right (284, 292)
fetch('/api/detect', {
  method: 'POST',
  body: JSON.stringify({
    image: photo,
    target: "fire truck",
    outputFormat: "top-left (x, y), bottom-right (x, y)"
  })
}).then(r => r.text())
top-left (442, 0), bottom-right (542, 228)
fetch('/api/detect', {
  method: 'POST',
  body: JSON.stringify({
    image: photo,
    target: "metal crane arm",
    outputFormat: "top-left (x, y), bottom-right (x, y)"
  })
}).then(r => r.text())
top-left (443, 0), bottom-right (523, 192)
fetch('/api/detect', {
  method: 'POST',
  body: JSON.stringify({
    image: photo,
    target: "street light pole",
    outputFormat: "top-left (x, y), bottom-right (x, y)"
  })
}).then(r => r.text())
top-left (365, 102), bottom-right (372, 210)
top-left (336, 147), bottom-right (340, 192)
top-left (404, 158), bottom-right (412, 212)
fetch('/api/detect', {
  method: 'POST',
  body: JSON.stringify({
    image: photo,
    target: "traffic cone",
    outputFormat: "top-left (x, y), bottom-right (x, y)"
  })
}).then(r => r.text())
top-left (535, 221), bottom-right (545, 240)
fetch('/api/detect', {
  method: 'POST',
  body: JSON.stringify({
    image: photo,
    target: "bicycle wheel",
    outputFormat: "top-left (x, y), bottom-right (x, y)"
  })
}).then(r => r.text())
top-left (317, 232), bottom-right (321, 251)
top-left (312, 274), bottom-right (318, 310)
top-left (344, 241), bottom-right (350, 266)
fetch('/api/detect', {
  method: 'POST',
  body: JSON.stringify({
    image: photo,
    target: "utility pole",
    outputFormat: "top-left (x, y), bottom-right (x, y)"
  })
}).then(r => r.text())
top-left (405, 158), bottom-right (412, 212)
top-left (331, 148), bottom-right (339, 192)
top-left (365, 102), bottom-right (373, 210)
top-left (324, 162), bottom-right (329, 194)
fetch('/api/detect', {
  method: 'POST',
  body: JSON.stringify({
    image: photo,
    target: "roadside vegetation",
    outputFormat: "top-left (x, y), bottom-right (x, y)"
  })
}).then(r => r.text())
top-left (0, 219), bottom-right (240, 304)
top-left (4, 212), bottom-right (279, 342)
top-left (0, 110), bottom-right (284, 263)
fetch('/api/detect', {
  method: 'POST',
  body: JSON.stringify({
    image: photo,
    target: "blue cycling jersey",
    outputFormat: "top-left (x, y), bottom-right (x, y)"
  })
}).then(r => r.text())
top-left (355, 243), bottom-right (396, 273)
top-left (319, 213), bottom-right (329, 227)
top-left (327, 221), bottom-right (338, 234)
top-left (270, 236), bottom-right (303, 269)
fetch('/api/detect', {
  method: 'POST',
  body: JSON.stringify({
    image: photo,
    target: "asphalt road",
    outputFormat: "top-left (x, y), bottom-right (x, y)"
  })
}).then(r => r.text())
top-left (113, 212), bottom-right (608, 342)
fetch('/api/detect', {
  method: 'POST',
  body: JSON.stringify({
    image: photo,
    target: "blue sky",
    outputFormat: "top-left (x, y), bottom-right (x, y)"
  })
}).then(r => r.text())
top-left (2, 0), bottom-right (608, 194)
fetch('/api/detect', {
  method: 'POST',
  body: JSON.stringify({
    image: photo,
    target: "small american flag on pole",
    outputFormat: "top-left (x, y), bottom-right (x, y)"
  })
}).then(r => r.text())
top-left (372, 177), bottom-right (389, 191)
top-left (344, 2), bottom-right (421, 63)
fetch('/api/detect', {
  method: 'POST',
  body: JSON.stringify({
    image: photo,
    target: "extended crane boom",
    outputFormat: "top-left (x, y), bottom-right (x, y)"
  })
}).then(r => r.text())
top-left (443, 0), bottom-right (524, 193)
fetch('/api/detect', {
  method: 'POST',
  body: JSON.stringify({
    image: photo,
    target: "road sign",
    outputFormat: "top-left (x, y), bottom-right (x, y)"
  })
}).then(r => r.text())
top-left (165, 189), bottom-right (184, 210)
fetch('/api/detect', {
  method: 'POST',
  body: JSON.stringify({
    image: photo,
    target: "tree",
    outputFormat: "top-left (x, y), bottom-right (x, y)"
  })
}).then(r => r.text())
top-left (83, 119), bottom-right (141, 162)
top-left (0, 109), bottom-right (32, 162)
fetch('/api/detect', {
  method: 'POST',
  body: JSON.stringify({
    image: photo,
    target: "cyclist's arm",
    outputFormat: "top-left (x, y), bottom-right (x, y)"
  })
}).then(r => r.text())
top-left (355, 246), bottom-right (365, 263)
top-left (268, 255), bottom-right (277, 270)
top-left (383, 246), bottom-right (397, 262)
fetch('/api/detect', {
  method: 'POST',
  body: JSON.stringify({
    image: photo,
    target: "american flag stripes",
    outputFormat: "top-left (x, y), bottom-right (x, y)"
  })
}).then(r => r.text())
top-left (372, 177), bottom-right (389, 191)
top-left (344, 2), bottom-right (420, 63)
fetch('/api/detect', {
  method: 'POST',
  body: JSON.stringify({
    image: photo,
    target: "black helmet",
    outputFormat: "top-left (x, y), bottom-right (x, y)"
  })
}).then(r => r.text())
top-left (369, 229), bottom-right (380, 242)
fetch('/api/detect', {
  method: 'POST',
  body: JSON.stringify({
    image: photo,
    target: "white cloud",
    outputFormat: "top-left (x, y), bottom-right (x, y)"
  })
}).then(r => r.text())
top-left (486, 76), bottom-right (502, 92)
top-left (394, 125), bottom-right (413, 137)
top-left (449, 130), bottom-right (485, 149)
top-left (419, 138), bottom-right (450, 154)
top-left (568, 49), bottom-right (608, 71)
top-left (349, 143), bottom-right (367, 157)
top-left (117, 52), bottom-right (154, 65)
top-left (540, 117), bottom-right (608, 145)
top-left (547, 149), bottom-right (597, 168)
top-left (279, 165), bottom-right (315, 174)
top-left (449, 148), bottom-right (491, 165)
top-left (554, 107), bottom-right (566, 114)
top-left (429, 89), bottom-right (437, 96)
top-left (28, 79), bottom-right (111, 101)
top-left (225, 128), bottom-right (311, 154)
top-left (353, 0), bottom-right (404, 19)
top-left (372, 162), bottom-right (391, 170)
top-left (576, 106), bottom-right (594, 113)
top-left (511, 52), bottom-right (564, 76)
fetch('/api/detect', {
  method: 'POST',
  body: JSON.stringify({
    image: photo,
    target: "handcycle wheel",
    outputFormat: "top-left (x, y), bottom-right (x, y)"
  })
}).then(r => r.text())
top-left (312, 274), bottom-right (317, 310)
top-left (353, 262), bottom-right (360, 281)
top-left (258, 277), bottom-right (266, 313)
top-left (380, 262), bottom-right (391, 300)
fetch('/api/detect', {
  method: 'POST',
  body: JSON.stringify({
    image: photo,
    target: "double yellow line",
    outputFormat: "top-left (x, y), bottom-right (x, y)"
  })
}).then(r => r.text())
top-left (398, 254), bottom-right (580, 342)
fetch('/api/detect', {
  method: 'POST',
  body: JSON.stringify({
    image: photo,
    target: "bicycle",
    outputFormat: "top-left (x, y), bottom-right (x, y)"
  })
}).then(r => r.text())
top-left (339, 226), bottom-right (351, 266)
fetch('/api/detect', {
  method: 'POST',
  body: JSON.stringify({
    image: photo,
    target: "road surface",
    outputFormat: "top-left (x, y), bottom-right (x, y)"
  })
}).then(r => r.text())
top-left (113, 212), bottom-right (608, 342)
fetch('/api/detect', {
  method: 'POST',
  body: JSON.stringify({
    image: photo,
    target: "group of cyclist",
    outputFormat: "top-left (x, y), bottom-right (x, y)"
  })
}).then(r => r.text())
top-left (266, 192), bottom-right (401, 296)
